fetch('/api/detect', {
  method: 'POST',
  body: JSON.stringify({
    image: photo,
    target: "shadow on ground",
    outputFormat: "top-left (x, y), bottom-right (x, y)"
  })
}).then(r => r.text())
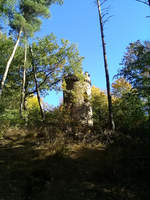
top-left (0, 130), bottom-right (150, 200)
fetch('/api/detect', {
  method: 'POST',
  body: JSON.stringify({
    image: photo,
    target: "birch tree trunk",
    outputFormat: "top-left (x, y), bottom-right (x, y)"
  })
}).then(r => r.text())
top-left (97, 0), bottom-right (115, 130)
top-left (0, 28), bottom-right (22, 97)
top-left (20, 41), bottom-right (27, 118)
top-left (29, 46), bottom-right (45, 121)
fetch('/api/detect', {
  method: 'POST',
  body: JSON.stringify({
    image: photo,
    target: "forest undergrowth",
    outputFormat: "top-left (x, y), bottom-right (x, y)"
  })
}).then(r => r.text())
top-left (0, 126), bottom-right (150, 200)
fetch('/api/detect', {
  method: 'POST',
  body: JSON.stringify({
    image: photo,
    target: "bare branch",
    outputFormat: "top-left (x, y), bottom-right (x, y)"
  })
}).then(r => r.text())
top-left (136, 0), bottom-right (150, 6)
top-left (103, 15), bottom-right (113, 25)
top-left (101, 0), bottom-right (107, 6)
top-left (102, 12), bottom-right (109, 19)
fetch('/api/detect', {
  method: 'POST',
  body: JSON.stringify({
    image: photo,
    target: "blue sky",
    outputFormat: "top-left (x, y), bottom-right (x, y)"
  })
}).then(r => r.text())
top-left (36, 0), bottom-right (150, 106)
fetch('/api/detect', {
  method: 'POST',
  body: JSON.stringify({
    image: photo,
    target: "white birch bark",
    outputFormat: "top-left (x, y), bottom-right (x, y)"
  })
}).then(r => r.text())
top-left (0, 28), bottom-right (22, 97)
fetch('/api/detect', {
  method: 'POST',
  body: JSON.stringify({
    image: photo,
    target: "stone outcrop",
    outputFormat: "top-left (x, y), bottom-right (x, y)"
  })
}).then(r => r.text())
top-left (63, 72), bottom-right (93, 126)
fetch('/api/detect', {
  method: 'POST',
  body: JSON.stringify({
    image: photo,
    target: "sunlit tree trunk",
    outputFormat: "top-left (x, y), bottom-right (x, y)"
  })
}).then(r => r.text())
top-left (0, 28), bottom-right (22, 97)
top-left (20, 41), bottom-right (27, 118)
top-left (97, 0), bottom-right (115, 130)
top-left (147, 97), bottom-right (150, 122)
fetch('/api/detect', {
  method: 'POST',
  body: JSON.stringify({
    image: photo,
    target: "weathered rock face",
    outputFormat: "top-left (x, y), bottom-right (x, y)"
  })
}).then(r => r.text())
top-left (63, 72), bottom-right (93, 126)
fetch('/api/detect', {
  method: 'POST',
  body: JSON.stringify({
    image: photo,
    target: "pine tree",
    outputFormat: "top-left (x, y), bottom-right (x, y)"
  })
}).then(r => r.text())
top-left (0, 0), bottom-right (63, 97)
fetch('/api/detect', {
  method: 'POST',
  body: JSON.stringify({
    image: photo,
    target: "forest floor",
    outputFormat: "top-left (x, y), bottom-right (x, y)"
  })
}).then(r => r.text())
top-left (0, 128), bottom-right (150, 200)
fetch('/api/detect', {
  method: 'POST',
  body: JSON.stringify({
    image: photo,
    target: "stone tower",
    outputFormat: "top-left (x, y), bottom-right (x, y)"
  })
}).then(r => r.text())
top-left (63, 72), bottom-right (93, 126)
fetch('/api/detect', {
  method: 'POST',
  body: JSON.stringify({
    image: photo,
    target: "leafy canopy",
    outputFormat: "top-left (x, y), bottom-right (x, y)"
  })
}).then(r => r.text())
top-left (9, 0), bottom-right (63, 36)
top-left (112, 78), bottom-right (132, 98)
top-left (116, 40), bottom-right (150, 99)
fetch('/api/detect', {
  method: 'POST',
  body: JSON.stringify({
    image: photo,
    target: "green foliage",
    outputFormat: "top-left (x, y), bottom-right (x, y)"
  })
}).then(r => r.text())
top-left (0, 89), bottom-right (23, 136)
top-left (91, 86), bottom-right (109, 129)
top-left (0, 108), bottom-right (21, 125)
top-left (8, 0), bottom-right (63, 37)
top-left (0, 89), bottom-right (24, 134)
top-left (0, 34), bottom-right (24, 93)
top-left (0, 0), bottom-right (16, 18)
top-left (111, 78), bottom-right (147, 133)
top-left (113, 89), bottom-right (146, 132)
top-left (25, 34), bottom-right (83, 97)
top-left (118, 41), bottom-right (150, 95)
top-left (0, 31), bottom-right (83, 128)
top-left (116, 40), bottom-right (150, 118)
top-left (91, 82), bottom-right (147, 134)
top-left (112, 78), bottom-right (132, 98)
top-left (45, 105), bottom-right (71, 131)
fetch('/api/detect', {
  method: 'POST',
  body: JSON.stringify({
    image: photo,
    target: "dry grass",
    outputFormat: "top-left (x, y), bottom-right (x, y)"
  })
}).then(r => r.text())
top-left (0, 127), bottom-right (150, 200)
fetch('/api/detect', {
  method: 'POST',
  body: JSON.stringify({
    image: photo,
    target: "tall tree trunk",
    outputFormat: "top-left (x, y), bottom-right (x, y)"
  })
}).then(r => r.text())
top-left (147, 96), bottom-right (150, 122)
top-left (20, 41), bottom-right (27, 118)
top-left (97, 0), bottom-right (115, 130)
top-left (0, 28), bottom-right (22, 97)
top-left (29, 46), bottom-right (45, 121)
